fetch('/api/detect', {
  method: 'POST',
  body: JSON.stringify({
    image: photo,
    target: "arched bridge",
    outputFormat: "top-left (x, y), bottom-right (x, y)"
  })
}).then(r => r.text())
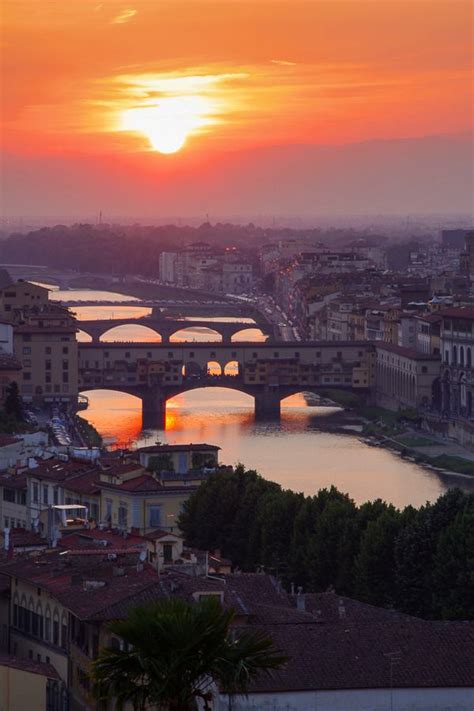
top-left (78, 340), bottom-right (376, 427)
top-left (77, 316), bottom-right (275, 344)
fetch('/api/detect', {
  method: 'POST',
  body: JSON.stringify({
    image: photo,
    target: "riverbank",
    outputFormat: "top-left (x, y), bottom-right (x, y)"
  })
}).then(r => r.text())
top-left (317, 389), bottom-right (474, 477)
top-left (72, 414), bottom-right (103, 448)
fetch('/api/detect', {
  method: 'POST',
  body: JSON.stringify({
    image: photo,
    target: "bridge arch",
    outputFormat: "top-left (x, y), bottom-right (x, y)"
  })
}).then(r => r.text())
top-left (206, 361), bottom-right (222, 376)
top-left (224, 360), bottom-right (240, 376)
top-left (170, 326), bottom-right (223, 343)
top-left (231, 327), bottom-right (268, 342)
top-left (99, 324), bottom-right (162, 343)
top-left (77, 329), bottom-right (93, 343)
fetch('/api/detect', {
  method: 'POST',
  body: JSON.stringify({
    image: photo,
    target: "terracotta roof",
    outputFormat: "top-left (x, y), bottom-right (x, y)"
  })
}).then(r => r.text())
top-left (59, 528), bottom-right (145, 550)
top-left (138, 443), bottom-right (220, 453)
top-left (63, 470), bottom-right (101, 496)
top-left (0, 434), bottom-right (20, 447)
top-left (100, 474), bottom-right (197, 495)
top-left (145, 529), bottom-right (183, 541)
top-left (438, 307), bottom-right (474, 320)
top-left (0, 354), bottom-right (21, 371)
top-left (0, 654), bottom-right (60, 680)
top-left (0, 471), bottom-right (27, 490)
top-left (4, 529), bottom-right (46, 548)
top-left (375, 342), bottom-right (440, 361)
top-left (29, 460), bottom-right (96, 482)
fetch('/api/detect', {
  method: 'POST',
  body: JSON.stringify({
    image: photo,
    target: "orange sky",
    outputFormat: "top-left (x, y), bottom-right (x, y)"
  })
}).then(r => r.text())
top-left (1, 0), bottom-right (473, 217)
top-left (3, 0), bottom-right (473, 154)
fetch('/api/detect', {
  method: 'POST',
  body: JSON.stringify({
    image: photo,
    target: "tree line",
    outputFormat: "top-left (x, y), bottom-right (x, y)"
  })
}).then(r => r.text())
top-left (179, 466), bottom-right (474, 620)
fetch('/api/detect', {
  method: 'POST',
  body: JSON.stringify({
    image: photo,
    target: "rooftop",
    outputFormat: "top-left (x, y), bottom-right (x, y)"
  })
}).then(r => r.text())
top-left (375, 342), bottom-right (441, 361)
top-left (0, 654), bottom-right (60, 680)
top-left (138, 443), bottom-right (220, 454)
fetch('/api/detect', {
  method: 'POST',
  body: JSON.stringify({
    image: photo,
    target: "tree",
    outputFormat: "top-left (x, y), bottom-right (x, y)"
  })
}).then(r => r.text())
top-left (394, 489), bottom-right (468, 617)
top-left (355, 507), bottom-right (404, 606)
top-left (91, 597), bottom-right (286, 711)
top-left (432, 509), bottom-right (474, 619)
top-left (4, 381), bottom-right (22, 420)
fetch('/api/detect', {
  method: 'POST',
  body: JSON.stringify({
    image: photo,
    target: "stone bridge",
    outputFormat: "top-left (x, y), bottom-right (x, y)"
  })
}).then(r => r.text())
top-left (78, 340), bottom-right (375, 427)
top-left (77, 316), bottom-right (275, 343)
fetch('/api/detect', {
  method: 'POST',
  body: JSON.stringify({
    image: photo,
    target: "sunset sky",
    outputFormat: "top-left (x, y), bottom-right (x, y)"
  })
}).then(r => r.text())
top-left (1, 0), bottom-right (473, 218)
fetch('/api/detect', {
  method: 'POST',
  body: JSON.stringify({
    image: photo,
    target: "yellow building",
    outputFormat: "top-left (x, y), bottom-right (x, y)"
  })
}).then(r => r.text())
top-left (13, 303), bottom-right (78, 405)
top-left (100, 472), bottom-right (193, 534)
top-left (0, 655), bottom-right (64, 711)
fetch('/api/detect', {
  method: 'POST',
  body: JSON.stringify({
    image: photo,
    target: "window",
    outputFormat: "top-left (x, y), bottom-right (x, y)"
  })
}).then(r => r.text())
top-left (45, 373), bottom-right (51, 384)
top-left (45, 616), bottom-right (51, 642)
top-left (45, 347), bottom-right (52, 355)
top-left (273, 352), bottom-right (279, 358)
top-left (53, 620), bottom-right (59, 646)
top-left (148, 505), bottom-right (161, 527)
top-left (43, 485), bottom-right (48, 505)
top-left (62, 623), bottom-right (68, 650)
top-left (62, 346), bottom-right (68, 354)
top-left (422, 366), bottom-right (428, 374)
top-left (32, 482), bottom-right (39, 503)
top-left (118, 505), bottom-right (128, 528)
top-left (22, 346), bottom-right (31, 355)
top-left (53, 488), bottom-right (58, 505)
top-left (62, 360), bottom-right (69, 370)
top-left (54, 384), bottom-right (60, 393)
top-left (62, 372), bottom-right (69, 383)
top-left (125, 352), bottom-right (130, 359)
top-left (45, 360), bottom-right (51, 371)
top-left (105, 500), bottom-right (112, 522)
top-left (3, 488), bottom-right (15, 503)
top-left (168, 352), bottom-right (173, 358)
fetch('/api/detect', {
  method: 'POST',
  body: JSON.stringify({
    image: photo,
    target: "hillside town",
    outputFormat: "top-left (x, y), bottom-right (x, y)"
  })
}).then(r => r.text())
top-left (0, 225), bottom-right (472, 708)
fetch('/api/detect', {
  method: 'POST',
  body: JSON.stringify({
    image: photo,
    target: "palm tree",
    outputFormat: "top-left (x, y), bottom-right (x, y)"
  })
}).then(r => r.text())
top-left (91, 596), bottom-right (286, 711)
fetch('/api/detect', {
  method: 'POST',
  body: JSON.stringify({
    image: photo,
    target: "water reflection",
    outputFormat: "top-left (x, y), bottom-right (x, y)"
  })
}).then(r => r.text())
top-left (78, 388), bottom-right (473, 508)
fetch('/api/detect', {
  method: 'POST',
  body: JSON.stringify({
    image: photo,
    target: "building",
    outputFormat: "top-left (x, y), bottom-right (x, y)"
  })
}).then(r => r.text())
top-left (441, 228), bottom-right (470, 249)
top-left (0, 281), bottom-right (50, 320)
top-left (1, 553), bottom-right (473, 711)
top-left (138, 443), bottom-right (220, 471)
top-left (415, 314), bottom-right (442, 355)
top-left (13, 302), bottom-right (78, 406)
top-left (375, 343), bottom-right (440, 411)
top-left (0, 353), bottom-right (22, 407)
top-left (0, 654), bottom-right (64, 711)
top-left (158, 251), bottom-right (179, 283)
top-left (439, 308), bottom-right (474, 419)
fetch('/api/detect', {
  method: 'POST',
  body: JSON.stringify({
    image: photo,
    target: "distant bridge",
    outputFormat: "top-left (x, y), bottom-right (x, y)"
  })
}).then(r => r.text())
top-left (77, 315), bottom-right (275, 344)
top-left (78, 340), bottom-right (375, 427)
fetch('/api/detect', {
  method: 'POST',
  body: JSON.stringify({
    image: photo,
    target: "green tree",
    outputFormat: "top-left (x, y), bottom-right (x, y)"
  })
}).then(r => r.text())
top-left (394, 489), bottom-right (468, 617)
top-left (355, 507), bottom-right (404, 606)
top-left (91, 597), bottom-right (286, 711)
top-left (432, 509), bottom-right (474, 619)
top-left (4, 381), bottom-right (22, 420)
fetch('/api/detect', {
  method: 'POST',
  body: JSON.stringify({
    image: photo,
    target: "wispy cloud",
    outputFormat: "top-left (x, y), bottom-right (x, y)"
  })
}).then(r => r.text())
top-left (111, 8), bottom-right (137, 24)
top-left (271, 59), bottom-right (297, 67)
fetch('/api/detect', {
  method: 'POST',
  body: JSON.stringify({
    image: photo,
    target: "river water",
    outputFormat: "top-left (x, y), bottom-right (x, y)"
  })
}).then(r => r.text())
top-left (48, 287), bottom-right (474, 508)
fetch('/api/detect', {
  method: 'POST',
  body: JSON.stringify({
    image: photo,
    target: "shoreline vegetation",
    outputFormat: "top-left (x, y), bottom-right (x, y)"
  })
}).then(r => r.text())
top-left (179, 466), bottom-right (474, 621)
top-left (73, 414), bottom-right (103, 448)
top-left (312, 390), bottom-right (474, 478)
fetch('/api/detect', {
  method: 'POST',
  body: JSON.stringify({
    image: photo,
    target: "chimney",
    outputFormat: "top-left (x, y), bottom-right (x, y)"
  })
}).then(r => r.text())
top-left (296, 586), bottom-right (306, 612)
top-left (338, 599), bottom-right (346, 619)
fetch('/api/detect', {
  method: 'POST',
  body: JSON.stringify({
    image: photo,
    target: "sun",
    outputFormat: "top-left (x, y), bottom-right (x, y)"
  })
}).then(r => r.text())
top-left (120, 96), bottom-right (211, 154)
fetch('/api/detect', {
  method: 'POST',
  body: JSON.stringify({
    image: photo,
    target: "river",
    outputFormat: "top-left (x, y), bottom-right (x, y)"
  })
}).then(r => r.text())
top-left (48, 286), bottom-right (474, 508)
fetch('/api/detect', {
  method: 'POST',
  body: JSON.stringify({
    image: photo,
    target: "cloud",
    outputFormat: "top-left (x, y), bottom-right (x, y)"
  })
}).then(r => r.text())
top-left (271, 59), bottom-right (297, 67)
top-left (111, 8), bottom-right (137, 24)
